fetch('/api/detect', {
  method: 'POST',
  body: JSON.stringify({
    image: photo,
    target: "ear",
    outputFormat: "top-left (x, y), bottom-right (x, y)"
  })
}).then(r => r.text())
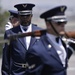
top-left (46, 21), bottom-right (51, 26)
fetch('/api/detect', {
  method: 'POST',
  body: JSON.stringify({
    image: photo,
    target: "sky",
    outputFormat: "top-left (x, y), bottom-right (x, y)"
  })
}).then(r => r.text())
top-left (1, 0), bottom-right (75, 30)
top-left (1, 0), bottom-right (75, 10)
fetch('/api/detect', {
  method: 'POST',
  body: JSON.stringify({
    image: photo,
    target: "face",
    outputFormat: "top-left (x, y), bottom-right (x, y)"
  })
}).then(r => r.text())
top-left (19, 14), bottom-right (32, 26)
top-left (11, 17), bottom-right (20, 27)
top-left (46, 20), bottom-right (67, 35)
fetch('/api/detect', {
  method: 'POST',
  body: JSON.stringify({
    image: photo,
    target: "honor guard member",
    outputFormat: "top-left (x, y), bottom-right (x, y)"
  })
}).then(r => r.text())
top-left (5, 10), bottom-right (20, 30)
top-left (26, 5), bottom-right (75, 75)
top-left (2, 3), bottom-right (42, 75)
top-left (14, 3), bottom-right (42, 49)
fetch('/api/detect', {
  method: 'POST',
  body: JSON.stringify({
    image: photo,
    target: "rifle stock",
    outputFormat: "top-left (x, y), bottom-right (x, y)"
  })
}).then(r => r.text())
top-left (65, 31), bottom-right (75, 38)
top-left (8, 29), bottom-right (47, 40)
top-left (0, 30), bottom-right (47, 44)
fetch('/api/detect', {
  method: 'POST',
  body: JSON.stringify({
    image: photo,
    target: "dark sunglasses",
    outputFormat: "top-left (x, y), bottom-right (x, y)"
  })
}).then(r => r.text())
top-left (20, 14), bottom-right (31, 17)
top-left (52, 20), bottom-right (67, 25)
top-left (55, 21), bottom-right (67, 25)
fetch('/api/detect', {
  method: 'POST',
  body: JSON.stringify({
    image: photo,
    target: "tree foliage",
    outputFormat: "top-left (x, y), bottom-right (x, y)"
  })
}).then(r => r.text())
top-left (0, 7), bottom-right (9, 33)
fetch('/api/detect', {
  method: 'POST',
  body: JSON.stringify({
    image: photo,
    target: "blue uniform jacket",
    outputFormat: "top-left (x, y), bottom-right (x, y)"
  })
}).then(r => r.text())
top-left (26, 34), bottom-right (74, 75)
top-left (1, 24), bottom-right (42, 75)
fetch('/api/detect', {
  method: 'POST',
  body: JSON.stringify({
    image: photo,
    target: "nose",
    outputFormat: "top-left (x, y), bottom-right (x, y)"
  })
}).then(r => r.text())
top-left (60, 24), bottom-right (65, 27)
top-left (23, 16), bottom-right (28, 18)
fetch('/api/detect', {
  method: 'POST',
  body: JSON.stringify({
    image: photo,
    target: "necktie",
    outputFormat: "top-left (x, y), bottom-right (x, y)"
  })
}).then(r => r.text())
top-left (56, 37), bottom-right (59, 43)
top-left (22, 26), bottom-right (27, 31)
top-left (22, 26), bottom-right (27, 48)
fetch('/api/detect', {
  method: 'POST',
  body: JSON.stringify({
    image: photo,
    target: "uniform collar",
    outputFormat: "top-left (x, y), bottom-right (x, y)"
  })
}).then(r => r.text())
top-left (46, 33), bottom-right (57, 42)
top-left (20, 24), bottom-right (32, 33)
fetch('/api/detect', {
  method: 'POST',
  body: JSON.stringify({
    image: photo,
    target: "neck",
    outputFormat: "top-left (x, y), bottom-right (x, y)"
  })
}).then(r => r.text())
top-left (47, 30), bottom-right (60, 37)
top-left (21, 23), bottom-right (30, 26)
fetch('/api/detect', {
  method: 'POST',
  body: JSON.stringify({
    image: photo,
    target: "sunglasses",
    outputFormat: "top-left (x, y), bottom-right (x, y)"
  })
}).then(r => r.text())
top-left (52, 20), bottom-right (67, 25)
top-left (20, 14), bottom-right (31, 17)
top-left (55, 21), bottom-right (67, 25)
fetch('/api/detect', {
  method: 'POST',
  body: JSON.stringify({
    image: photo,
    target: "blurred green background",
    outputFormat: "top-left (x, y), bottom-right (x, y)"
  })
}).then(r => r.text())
top-left (0, 37), bottom-right (3, 57)
top-left (0, 5), bottom-right (9, 57)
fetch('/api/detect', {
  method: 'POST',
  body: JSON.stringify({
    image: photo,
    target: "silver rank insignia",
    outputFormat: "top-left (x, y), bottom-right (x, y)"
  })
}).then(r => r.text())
top-left (28, 64), bottom-right (35, 69)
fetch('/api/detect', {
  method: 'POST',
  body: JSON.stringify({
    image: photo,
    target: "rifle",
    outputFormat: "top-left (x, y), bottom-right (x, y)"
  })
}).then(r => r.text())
top-left (0, 29), bottom-right (75, 43)
top-left (64, 31), bottom-right (75, 38)
top-left (8, 29), bottom-right (75, 39)
top-left (8, 29), bottom-right (47, 40)
top-left (0, 29), bottom-right (47, 44)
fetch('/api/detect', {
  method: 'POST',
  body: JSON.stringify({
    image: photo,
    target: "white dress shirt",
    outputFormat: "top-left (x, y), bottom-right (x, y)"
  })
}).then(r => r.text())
top-left (20, 24), bottom-right (32, 49)
top-left (46, 33), bottom-right (66, 67)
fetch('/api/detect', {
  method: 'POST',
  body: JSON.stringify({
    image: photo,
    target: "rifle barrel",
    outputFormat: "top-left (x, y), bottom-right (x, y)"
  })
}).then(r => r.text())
top-left (0, 39), bottom-right (9, 44)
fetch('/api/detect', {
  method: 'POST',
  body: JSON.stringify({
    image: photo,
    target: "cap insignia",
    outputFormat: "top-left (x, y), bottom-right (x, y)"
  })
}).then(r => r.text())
top-left (22, 4), bottom-right (27, 8)
top-left (61, 7), bottom-right (65, 12)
